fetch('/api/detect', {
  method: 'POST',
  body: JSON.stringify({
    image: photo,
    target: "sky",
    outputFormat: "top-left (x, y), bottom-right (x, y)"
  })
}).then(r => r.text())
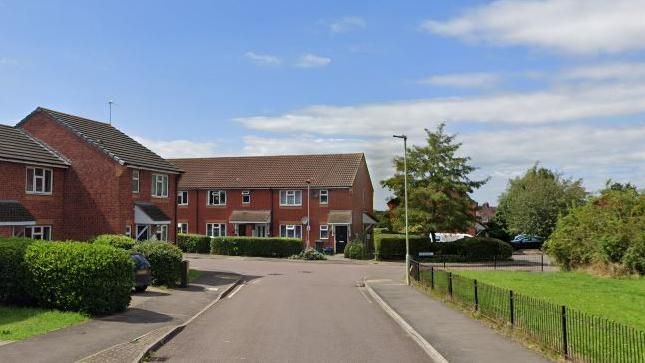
top-left (1, 0), bottom-right (644, 209)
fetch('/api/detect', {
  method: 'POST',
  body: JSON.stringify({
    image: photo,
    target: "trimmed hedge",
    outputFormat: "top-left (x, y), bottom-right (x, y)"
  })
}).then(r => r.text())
top-left (176, 234), bottom-right (211, 253)
top-left (210, 237), bottom-right (303, 257)
top-left (374, 233), bottom-right (436, 260)
top-left (344, 241), bottom-right (369, 260)
top-left (439, 237), bottom-right (513, 261)
top-left (0, 237), bottom-right (35, 305)
top-left (25, 241), bottom-right (133, 315)
top-left (94, 234), bottom-right (136, 250)
top-left (132, 241), bottom-right (183, 286)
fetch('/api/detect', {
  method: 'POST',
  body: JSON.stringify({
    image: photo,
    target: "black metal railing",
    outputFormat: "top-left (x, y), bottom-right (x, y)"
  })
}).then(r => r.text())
top-left (418, 252), bottom-right (553, 272)
top-left (409, 260), bottom-right (645, 363)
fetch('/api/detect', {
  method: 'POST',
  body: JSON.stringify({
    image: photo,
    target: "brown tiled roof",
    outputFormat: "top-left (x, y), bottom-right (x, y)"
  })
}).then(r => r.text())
top-left (171, 153), bottom-right (365, 189)
top-left (229, 210), bottom-right (271, 223)
top-left (0, 200), bottom-right (36, 224)
top-left (19, 108), bottom-right (182, 173)
top-left (0, 124), bottom-right (69, 167)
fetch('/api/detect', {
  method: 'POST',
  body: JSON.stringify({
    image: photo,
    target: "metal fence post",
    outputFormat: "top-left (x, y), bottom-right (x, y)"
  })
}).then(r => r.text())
top-left (561, 305), bottom-right (569, 359)
top-left (448, 272), bottom-right (453, 298)
top-left (416, 261), bottom-right (421, 281)
top-left (474, 279), bottom-right (479, 311)
top-left (541, 253), bottom-right (544, 272)
top-left (430, 266), bottom-right (435, 289)
top-left (494, 255), bottom-right (497, 270)
top-left (509, 290), bottom-right (515, 326)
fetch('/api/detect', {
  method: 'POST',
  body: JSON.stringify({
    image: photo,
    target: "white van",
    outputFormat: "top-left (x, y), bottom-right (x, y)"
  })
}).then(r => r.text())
top-left (430, 233), bottom-right (473, 243)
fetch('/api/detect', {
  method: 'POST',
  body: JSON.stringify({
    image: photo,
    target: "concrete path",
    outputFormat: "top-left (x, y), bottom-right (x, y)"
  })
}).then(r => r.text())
top-left (0, 271), bottom-right (240, 363)
top-left (366, 279), bottom-right (551, 363)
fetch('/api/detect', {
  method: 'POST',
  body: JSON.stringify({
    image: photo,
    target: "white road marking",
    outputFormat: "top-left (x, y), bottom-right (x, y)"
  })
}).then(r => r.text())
top-left (250, 279), bottom-right (261, 285)
top-left (358, 287), bottom-right (373, 304)
top-left (206, 287), bottom-right (219, 291)
top-left (227, 284), bottom-right (244, 299)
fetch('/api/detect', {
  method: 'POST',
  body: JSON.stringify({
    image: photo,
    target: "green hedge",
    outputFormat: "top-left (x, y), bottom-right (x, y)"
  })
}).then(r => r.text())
top-left (25, 241), bottom-right (133, 315)
top-left (0, 237), bottom-right (35, 305)
top-left (176, 234), bottom-right (211, 253)
top-left (374, 233), bottom-right (436, 260)
top-left (210, 237), bottom-right (302, 257)
top-left (344, 241), bottom-right (370, 260)
top-left (438, 237), bottom-right (513, 261)
top-left (132, 241), bottom-right (183, 286)
top-left (93, 234), bottom-right (136, 250)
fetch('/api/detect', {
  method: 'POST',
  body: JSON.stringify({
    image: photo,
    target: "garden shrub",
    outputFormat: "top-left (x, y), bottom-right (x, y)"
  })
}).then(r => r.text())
top-left (176, 233), bottom-right (211, 253)
top-left (210, 237), bottom-right (302, 257)
top-left (0, 237), bottom-right (35, 305)
top-left (374, 233), bottom-right (435, 260)
top-left (132, 241), bottom-right (183, 286)
top-left (439, 237), bottom-right (513, 261)
top-left (344, 241), bottom-right (369, 260)
top-left (93, 234), bottom-right (136, 250)
top-left (24, 241), bottom-right (133, 315)
top-left (289, 248), bottom-right (327, 260)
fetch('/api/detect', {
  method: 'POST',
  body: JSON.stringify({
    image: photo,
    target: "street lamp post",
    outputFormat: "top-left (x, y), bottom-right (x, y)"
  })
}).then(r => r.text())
top-left (393, 134), bottom-right (410, 285)
top-left (306, 179), bottom-right (311, 249)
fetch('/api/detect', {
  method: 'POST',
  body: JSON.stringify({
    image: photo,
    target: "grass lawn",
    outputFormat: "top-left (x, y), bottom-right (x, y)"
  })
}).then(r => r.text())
top-left (0, 305), bottom-right (88, 341)
top-left (455, 270), bottom-right (645, 330)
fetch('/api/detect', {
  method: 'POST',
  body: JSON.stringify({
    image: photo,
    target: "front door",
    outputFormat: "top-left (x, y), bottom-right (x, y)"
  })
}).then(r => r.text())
top-left (238, 224), bottom-right (247, 237)
top-left (136, 224), bottom-right (149, 241)
top-left (335, 225), bottom-right (348, 253)
top-left (255, 224), bottom-right (267, 237)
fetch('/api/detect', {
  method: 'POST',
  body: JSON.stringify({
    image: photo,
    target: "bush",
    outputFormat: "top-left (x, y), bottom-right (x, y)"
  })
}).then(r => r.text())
top-left (344, 241), bottom-right (369, 260)
top-left (374, 233), bottom-right (436, 260)
top-left (132, 241), bottom-right (183, 286)
top-left (176, 234), bottom-right (211, 253)
top-left (289, 248), bottom-right (327, 260)
top-left (622, 234), bottom-right (645, 275)
top-left (93, 234), bottom-right (136, 250)
top-left (25, 241), bottom-right (133, 315)
top-left (210, 237), bottom-right (302, 257)
top-left (439, 237), bottom-right (513, 261)
top-left (0, 237), bottom-right (35, 305)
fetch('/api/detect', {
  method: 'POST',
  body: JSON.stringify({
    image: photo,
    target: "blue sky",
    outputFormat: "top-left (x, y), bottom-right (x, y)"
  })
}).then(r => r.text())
top-left (2, 0), bottom-right (644, 208)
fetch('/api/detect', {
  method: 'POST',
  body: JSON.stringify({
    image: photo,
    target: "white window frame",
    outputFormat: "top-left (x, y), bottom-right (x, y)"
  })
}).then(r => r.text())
top-left (280, 224), bottom-right (302, 238)
top-left (125, 225), bottom-right (132, 237)
top-left (279, 190), bottom-right (302, 206)
top-left (26, 166), bottom-right (53, 195)
top-left (132, 169), bottom-right (140, 193)
top-left (242, 190), bottom-right (251, 204)
top-left (177, 223), bottom-right (188, 234)
top-left (151, 174), bottom-right (168, 198)
top-left (154, 225), bottom-right (168, 241)
top-left (320, 190), bottom-right (328, 205)
top-left (208, 190), bottom-right (226, 206)
top-left (177, 191), bottom-right (188, 205)
top-left (25, 225), bottom-right (52, 240)
top-left (320, 224), bottom-right (329, 239)
top-left (206, 223), bottom-right (227, 237)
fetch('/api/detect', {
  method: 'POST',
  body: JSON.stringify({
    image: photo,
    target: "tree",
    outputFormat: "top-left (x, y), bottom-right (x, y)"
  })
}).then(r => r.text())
top-left (497, 165), bottom-right (587, 238)
top-left (381, 123), bottom-right (488, 240)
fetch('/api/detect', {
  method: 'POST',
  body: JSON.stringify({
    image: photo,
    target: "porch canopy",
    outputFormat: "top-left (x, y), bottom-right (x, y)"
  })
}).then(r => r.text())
top-left (0, 200), bottom-right (36, 226)
top-left (362, 212), bottom-right (378, 225)
top-left (327, 210), bottom-right (352, 225)
top-left (134, 202), bottom-right (171, 225)
top-left (229, 210), bottom-right (271, 224)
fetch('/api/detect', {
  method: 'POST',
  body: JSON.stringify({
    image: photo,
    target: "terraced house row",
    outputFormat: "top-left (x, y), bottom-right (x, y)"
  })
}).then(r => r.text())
top-left (0, 108), bottom-right (376, 251)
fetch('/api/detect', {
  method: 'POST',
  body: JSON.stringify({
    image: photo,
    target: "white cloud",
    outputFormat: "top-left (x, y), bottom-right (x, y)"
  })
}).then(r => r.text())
top-left (244, 51), bottom-right (282, 66)
top-left (295, 54), bottom-right (331, 68)
top-left (560, 62), bottom-right (645, 82)
top-left (422, 0), bottom-right (645, 54)
top-left (134, 137), bottom-right (219, 158)
top-left (418, 72), bottom-right (500, 88)
top-left (329, 16), bottom-right (366, 33)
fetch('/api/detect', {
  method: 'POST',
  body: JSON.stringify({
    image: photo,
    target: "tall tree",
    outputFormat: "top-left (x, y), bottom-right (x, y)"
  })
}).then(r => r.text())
top-left (497, 165), bottom-right (587, 237)
top-left (381, 123), bottom-right (488, 240)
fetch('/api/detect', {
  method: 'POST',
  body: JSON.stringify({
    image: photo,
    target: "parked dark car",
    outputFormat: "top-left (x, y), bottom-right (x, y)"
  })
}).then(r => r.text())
top-left (510, 234), bottom-right (545, 250)
top-left (131, 252), bottom-right (151, 292)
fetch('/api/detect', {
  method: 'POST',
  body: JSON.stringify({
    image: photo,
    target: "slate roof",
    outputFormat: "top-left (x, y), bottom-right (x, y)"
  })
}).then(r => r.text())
top-left (19, 108), bottom-right (182, 173)
top-left (134, 202), bottom-right (171, 222)
top-left (0, 124), bottom-right (69, 167)
top-left (0, 201), bottom-right (36, 223)
top-left (170, 153), bottom-right (365, 189)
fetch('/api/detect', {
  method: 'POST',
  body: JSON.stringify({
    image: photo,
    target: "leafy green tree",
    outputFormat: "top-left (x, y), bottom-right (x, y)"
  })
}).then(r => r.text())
top-left (381, 123), bottom-right (488, 240)
top-left (497, 165), bottom-right (587, 237)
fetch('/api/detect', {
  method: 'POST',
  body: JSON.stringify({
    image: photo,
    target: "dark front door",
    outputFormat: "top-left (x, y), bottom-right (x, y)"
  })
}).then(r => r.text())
top-left (335, 225), bottom-right (348, 253)
top-left (238, 224), bottom-right (247, 236)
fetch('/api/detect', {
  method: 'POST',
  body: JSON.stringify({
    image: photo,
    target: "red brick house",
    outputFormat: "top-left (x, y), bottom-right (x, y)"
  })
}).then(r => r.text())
top-left (0, 107), bottom-right (183, 242)
top-left (170, 154), bottom-right (376, 252)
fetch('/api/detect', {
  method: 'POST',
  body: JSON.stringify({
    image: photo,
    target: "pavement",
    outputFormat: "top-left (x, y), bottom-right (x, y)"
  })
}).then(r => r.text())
top-left (366, 279), bottom-right (551, 363)
top-left (0, 270), bottom-right (240, 363)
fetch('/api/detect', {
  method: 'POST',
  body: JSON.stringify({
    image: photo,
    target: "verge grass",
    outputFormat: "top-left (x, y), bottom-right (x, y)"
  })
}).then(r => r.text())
top-left (0, 305), bottom-right (88, 341)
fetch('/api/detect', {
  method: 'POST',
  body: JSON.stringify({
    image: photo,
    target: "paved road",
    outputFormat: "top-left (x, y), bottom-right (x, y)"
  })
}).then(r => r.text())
top-left (152, 257), bottom-right (430, 363)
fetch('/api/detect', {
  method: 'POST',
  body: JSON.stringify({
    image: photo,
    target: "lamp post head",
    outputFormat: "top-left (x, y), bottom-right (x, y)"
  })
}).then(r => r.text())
top-left (393, 134), bottom-right (407, 140)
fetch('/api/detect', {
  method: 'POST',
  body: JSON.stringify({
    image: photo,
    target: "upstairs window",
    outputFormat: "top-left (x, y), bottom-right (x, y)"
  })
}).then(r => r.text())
top-left (132, 169), bottom-right (140, 193)
top-left (208, 190), bottom-right (226, 205)
top-left (280, 224), bottom-right (302, 238)
top-left (320, 190), bottom-right (328, 204)
top-left (280, 190), bottom-right (302, 206)
top-left (177, 191), bottom-right (188, 205)
top-left (26, 167), bottom-right (52, 194)
top-left (242, 191), bottom-right (251, 204)
top-left (151, 174), bottom-right (168, 198)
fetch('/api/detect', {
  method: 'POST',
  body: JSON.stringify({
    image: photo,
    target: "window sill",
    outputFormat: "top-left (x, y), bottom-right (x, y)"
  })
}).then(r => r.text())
top-left (25, 191), bottom-right (53, 196)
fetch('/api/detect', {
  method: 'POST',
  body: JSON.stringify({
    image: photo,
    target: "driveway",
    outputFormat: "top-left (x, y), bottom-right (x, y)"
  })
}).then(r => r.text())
top-left (151, 256), bottom-right (430, 362)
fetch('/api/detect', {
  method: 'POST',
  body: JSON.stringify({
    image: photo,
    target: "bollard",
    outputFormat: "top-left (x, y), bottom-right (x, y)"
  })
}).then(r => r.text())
top-left (180, 260), bottom-right (189, 288)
